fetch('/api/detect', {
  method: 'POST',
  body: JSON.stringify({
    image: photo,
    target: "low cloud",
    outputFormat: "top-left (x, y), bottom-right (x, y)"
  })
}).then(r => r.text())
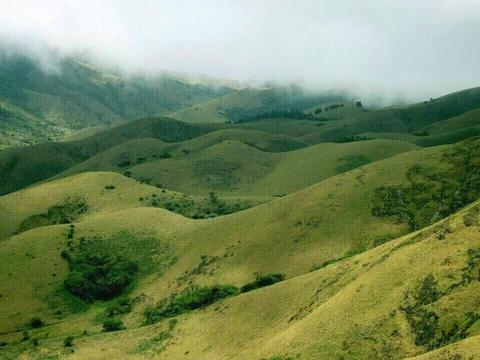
top-left (1, 0), bottom-right (479, 103)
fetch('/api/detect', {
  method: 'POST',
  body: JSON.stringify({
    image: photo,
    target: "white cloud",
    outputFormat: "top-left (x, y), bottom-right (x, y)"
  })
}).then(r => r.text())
top-left (0, 0), bottom-right (479, 101)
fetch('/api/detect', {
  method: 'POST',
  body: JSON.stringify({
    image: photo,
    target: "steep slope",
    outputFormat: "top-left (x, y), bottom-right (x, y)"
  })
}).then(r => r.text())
top-left (0, 115), bottom-right (411, 196)
top-left (127, 139), bottom-right (418, 196)
top-left (0, 171), bottom-right (265, 240)
top-left (169, 86), bottom-right (345, 123)
top-left (54, 129), bottom-right (308, 179)
top-left (0, 117), bottom-right (220, 195)
top-left (1, 137), bottom-right (476, 335)
top-left (2, 146), bottom-right (480, 358)
top-left (298, 87), bottom-right (480, 144)
top-left (0, 52), bottom-right (233, 148)
top-left (419, 107), bottom-right (480, 135)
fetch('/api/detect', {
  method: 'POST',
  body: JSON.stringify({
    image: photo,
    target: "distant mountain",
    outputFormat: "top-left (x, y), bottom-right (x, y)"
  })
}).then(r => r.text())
top-left (169, 86), bottom-right (348, 123)
top-left (0, 52), bottom-right (234, 148)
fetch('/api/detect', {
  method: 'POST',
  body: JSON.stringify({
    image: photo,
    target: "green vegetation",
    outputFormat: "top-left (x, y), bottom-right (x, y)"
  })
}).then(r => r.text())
top-left (134, 319), bottom-right (177, 356)
top-left (102, 318), bottom-right (125, 332)
top-left (372, 139), bottom-right (480, 230)
top-left (63, 336), bottom-right (74, 347)
top-left (462, 248), bottom-right (480, 283)
top-left (61, 231), bottom-right (171, 302)
top-left (144, 285), bottom-right (239, 324)
top-left (240, 273), bottom-right (285, 293)
top-left (17, 197), bottom-right (88, 233)
top-left (3, 83), bottom-right (480, 359)
top-left (235, 110), bottom-right (316, 123)
top-left (398, 247), bottom-right (480, 352)
top-left (105, 297), bottom-right (133, 317)
top-left (0, 53), bottom-right (232, 149)
top-left (29, 317), bottom-right (43, 329)
top-left (63, 252), bottom-right (138, 301)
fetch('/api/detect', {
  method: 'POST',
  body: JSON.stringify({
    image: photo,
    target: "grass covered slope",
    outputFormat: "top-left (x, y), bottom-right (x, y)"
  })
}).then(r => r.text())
top-left (169, 88), bottom-right (273, 123)
top-left (0, 114), bottom-right (413, 196)
top-left (0, 117), bottom-right (220, 195)
top-left (0, 52), bottom-right (233, 148)
top-left (2, 85), bottom-right (480, 359)
top-left (0, 171), bottom-right (266, 240)
top-left (1, 138), bottom-right (480, 358)
top-left (298, 87), bottom-right (480, 144)
top-left (54, 128), bottom-right (309, 179)
top-left (127, 139), bottom-right (418, 196)
top-left (169, 86), bottom-right (346, 123)
top-left (419, 108), bottom-right (480, 135)
top-left (2, 173), bottom-right (480, 359)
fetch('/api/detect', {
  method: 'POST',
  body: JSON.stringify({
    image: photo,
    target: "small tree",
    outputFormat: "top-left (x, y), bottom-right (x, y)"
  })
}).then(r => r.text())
top-left (30, 316), bottom-right (43, 328)
top-left (64, 336), bottom-right (74, 347)
top-left (208, 191), bottom-right (219, 204)
top-left (102, 318), bottom-right (125, 332)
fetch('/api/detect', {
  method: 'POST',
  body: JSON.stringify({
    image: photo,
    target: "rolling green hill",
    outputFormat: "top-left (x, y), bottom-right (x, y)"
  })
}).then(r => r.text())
top-left (0, 117), bottom-right (221, 195)
top-left (126, 138), bottom-right (418, 196)
top-left (169, 86), bottom-right (346, 123)
top-left (1, 73), bottom-right (480, 360)
top-left (297, 87), bottom-right (480, 144)
top-left (53, 129), bottom-right (308, 179)
top-left (2, 137), bottom-right (480, 359)
top-left (0, 52), bottom-right (233, 149)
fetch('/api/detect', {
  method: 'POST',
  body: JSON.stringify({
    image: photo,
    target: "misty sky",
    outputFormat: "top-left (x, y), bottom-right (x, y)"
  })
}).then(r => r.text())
top-left (1, 0), bottom-right (479, 101)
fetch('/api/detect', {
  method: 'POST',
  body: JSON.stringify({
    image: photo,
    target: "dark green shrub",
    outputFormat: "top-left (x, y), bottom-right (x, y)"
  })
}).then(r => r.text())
top-left (18, 198), bottom-right (88, 233)
top-left (63, 336), bottom-right (74, 347)
top-left (372, 141), bottom-right (480, 230)
top-left (102, 318), bottom-right (125, 332)
top-left (105, 297), bottom-right (132, 317)
top-left (61, 249), bottom-right (72, 260)
top-left (31, 338), bottom-right (39, 346)
top-left (29, 316), bottom-right (43, 328)
top-left (144, 284), bottom-right (238, 324)
top-left (415, 274), bottom-right (440, 305)
top-left (63, 253), bottom-right (138, 302)
top-left (241, 273), bottom-right (285, 293)
top-left (104, 185), bottom-right (115, 190)
top-left (118, 160), bottom-right (131, 168)
top-left (21, 331), bottom-right (30, 341)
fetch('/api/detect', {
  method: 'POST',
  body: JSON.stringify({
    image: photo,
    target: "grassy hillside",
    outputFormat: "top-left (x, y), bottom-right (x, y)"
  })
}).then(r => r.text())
top-left (0, 115), bottom-right (406, 196)
top-left (2, 83), bottom-right (480, 359)
top-left (419, 108), bottom-right (480, 135)
top-left (127, 139), bottom-right (418, 196)
top-left (61, 126), bottom-right (109, 142)
top-left (55, 129), bottom-right (309, 178)
top-left (1, 84), bottom-right (479, 195)
top-left (0, 117), bottom-right (220, 195)
top-left (298, 87), bottom-right (480, 144)
top-left (0, 171), bottom-right (266, 240)
top-left (0, 52), bottom-right (233, 148)
top-left (169, 86), bottom-right (346, 123)
top-left (1, 138), bottom-right (480, 358)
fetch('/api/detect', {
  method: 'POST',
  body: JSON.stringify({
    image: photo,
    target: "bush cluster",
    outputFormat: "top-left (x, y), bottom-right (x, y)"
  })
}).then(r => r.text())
top-left (102, 318), bottom-right (125, 332)
top-left (63, 252), bottom-right (138, 302)
top-left (240, 273), bottom-right (285, 293)
top-left (144, 285), bottom-right (238, 324)
top-left (105, 297), bottom-right (133, 317)
top-left (29, 316), bottom-right (43, 328)
top-left (372, 141), bottom-right (480, 230)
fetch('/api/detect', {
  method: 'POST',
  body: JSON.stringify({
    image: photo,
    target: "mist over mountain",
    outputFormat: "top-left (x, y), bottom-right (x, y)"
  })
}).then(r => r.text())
top-left (1, 0), bottom-right (480, 102)
top-left (2, 2), bottom-right (480, 360)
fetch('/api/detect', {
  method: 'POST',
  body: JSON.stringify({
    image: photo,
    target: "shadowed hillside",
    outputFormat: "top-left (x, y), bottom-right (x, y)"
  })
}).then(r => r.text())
top-left (2, 137), bottom-right (480, 359)
top-left (1, 78), bottom-right (480, 360)
top-left (0, 52), bottom-right (233, 148)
